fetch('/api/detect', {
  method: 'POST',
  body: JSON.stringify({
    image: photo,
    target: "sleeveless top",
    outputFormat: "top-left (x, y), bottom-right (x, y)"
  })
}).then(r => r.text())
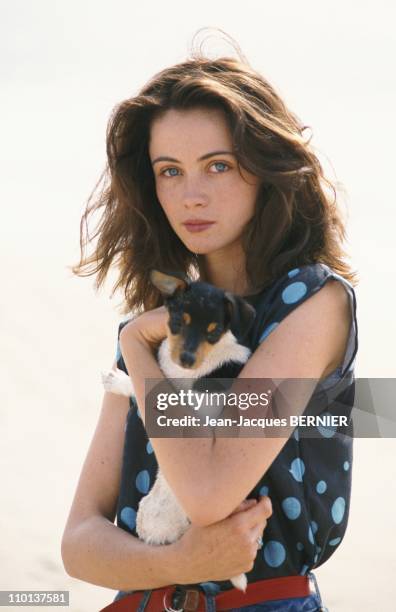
top-left (113, 263), bottom-right (358, 594)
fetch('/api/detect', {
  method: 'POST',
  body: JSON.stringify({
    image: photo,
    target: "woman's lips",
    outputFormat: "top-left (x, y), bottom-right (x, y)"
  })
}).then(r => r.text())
top-left (183, 222), bottom-right (216, 233)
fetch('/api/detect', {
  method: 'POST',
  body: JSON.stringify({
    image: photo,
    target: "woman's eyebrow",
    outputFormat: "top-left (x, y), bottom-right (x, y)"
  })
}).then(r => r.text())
top-left (151, 150), bottom-right (235, 166)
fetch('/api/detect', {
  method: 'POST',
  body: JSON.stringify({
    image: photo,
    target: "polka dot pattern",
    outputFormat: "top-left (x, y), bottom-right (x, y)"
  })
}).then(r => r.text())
top-left (329, 537), bottom-right (342, 546)
top-left (317, 411), bottom-right (338, 438)
top-left (282, 497), bottom-right (302, 520)
top-left (289, 458), bottom-right (305, 482)
top-left (288, 268), bottom-right (300, 278)
top-left (115, 340), bottom-right (121, 363)
top-left (263, 541), bottom-right (286, 568)
top-left (331, 497), bottom-right (346, 524)
top-left (258, 322), bottom-right (279, 343)
top-left (113, 263), bottom-right (357, 588)
top-left (282, 281), bottom-right (307, 304)
top-left (308, 526), bottom-right (316, 545)
top-left (135, 470), bottom-right (150, 494)
top-left (120, 506), bottom-right (136, 530)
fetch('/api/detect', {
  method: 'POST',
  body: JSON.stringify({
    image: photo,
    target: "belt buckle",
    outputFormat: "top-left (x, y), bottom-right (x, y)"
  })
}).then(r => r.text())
top-left (170, 586), bottom-right (201, 611)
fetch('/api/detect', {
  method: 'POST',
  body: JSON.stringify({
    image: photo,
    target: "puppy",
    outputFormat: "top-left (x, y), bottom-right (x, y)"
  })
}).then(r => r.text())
top-left (102, 269), bottom-right (257, 592)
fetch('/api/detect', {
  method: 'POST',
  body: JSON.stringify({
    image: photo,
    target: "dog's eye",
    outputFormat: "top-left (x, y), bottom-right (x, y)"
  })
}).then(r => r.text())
top-left (207, 322), bottom-right (218, 333)
top-left (206, 325), bottom-right (223, 344)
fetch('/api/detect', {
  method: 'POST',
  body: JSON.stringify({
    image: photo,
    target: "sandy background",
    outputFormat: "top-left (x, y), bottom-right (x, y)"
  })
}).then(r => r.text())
top-left (1, 1), bottom-right (395, 610)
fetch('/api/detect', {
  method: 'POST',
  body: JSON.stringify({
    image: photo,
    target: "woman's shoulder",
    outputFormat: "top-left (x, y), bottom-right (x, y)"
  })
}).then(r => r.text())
top-left (114, 314), bottom-right (136, 374)
top-left (249, 262), bottom-right (356, 321)
top-left (261, 262), bottom-right (355, 303)
top-left (246, 263), bottom-right (358, 377)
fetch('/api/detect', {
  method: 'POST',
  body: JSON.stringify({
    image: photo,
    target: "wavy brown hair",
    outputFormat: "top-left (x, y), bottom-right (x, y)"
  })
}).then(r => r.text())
top-left (71, 50), bottom-right (358, 315)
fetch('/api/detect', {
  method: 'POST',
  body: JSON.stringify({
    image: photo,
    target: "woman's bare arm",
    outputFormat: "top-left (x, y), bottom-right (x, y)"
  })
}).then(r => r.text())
top-left (62, 515), bottom-right (182, 591)
top-left (61, 360), bottom-right (273, 590)
top-left (60, 360), bottom-right (181, 591)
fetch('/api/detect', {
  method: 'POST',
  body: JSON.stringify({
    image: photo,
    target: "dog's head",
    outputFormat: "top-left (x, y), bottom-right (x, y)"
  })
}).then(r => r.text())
top-left (150, 269), bottom-right (256, 369)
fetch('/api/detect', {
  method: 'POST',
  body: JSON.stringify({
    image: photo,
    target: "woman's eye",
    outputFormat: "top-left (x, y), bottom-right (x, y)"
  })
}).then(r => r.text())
top-left (161, 167), bottom-right (180, 177)
top-left (159, 162), bottom-right (230, 177)
top-left (210, 161), bottom-right (230, 173)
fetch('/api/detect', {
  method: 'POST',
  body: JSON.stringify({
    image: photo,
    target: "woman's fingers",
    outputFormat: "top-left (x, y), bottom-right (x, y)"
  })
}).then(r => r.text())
top-left (247, 497), bottom-right (272, 544)
top-left (236, 496), bottom-right (272, 530)
top-left (256, 495), bottom-right (273, 518)
top-left (230, 499), bottom-right (257, 516)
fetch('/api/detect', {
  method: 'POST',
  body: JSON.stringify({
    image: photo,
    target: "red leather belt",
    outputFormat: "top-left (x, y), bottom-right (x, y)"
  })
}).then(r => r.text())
top-left (100, 575), bottom-right (312, 611)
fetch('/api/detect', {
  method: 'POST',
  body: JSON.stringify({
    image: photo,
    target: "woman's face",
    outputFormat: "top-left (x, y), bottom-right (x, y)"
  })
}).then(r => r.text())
top-left (148, 106), bottom-right (261, 257)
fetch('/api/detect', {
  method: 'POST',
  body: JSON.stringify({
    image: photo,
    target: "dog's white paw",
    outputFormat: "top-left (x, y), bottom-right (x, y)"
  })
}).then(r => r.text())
top-left (101, 368), bottom-right (135, 397)
top-left (230, 573), bottom-right (247, 592)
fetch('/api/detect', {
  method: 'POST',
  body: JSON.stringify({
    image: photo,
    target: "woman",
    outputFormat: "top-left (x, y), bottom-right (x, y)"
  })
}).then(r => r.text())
top-left (62, 42), bottom-right (358, 612)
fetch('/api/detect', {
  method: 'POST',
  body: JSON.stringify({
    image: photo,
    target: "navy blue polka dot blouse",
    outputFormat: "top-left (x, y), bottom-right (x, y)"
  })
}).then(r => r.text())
top-left (113, 263), bottom-right (358, 594)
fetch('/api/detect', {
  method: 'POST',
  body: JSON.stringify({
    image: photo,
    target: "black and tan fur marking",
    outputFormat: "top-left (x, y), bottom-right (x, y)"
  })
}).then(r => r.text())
top-left (150, 268), bottom-right (256, 369)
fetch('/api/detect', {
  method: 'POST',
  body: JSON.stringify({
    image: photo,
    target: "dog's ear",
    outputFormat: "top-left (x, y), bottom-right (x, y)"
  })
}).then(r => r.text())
top-left (150, 269), bottom-right (189, 296)
top-left (224, 293), bottom-right (256, 341)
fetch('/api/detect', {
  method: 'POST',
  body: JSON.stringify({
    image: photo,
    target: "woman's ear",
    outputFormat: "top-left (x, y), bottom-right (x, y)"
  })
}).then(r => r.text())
top-left (224, 293), bottom-right (256, 341)
top-left (149, 269), bottom-right (189, 296)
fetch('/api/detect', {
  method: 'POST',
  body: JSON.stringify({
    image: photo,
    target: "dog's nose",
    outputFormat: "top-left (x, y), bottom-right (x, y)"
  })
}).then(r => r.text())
top-left (180, 351), bottom-right (195, 367)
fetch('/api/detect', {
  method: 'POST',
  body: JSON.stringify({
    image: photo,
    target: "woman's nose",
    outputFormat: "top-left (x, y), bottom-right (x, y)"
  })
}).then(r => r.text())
top-left (181, 177), bottom-right (209, 208)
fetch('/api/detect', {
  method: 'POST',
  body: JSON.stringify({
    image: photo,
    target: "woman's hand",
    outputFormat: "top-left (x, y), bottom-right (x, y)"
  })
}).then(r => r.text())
top-left (171, 496), bottom-right (273, 584)
top-left (120, 306), bottom-right (169, 351)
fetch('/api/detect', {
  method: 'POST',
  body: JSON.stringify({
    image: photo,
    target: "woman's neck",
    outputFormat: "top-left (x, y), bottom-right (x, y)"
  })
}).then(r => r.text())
top-left (198, 243), bottom-right (253, 297)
